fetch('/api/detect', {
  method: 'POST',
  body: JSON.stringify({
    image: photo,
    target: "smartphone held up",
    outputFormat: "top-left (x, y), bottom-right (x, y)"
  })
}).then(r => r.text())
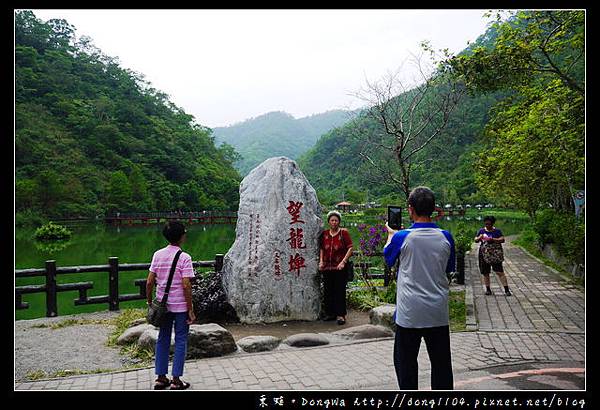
top-left (387, 206), bottom-right (403, 230)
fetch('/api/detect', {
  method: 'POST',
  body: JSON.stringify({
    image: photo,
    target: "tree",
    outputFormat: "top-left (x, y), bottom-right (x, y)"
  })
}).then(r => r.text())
top-left (449, 11), bottom-right (584, 96)
top-left (446, 10), bottom-right (584, 217)
top-left (106, 171), bottom-right (132, 213)
top-left (129, 166), bottom-right (152, 211)
top-left (352, 50), bottom-right (464, 200)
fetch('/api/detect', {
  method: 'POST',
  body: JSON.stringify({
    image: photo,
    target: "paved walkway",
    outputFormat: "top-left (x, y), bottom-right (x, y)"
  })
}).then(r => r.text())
top-left (14, 239), bottom-right (585, 391)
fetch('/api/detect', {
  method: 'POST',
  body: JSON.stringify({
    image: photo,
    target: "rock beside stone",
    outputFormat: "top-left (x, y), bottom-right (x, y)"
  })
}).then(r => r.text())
top-left (369, 304), bottom-right (397, 331)
top-left (117, 324), bottom-right (156, 345)
top-left (136, 328), bottom-right (175, 353)
top-left (331, 324), bottom-right (394, 340)
top-left (186, 324), bottom-right (237, 359)
top-left (283, 333), bottom-right (330, 347)
top-left (237, 336), bottom-right (281, 353)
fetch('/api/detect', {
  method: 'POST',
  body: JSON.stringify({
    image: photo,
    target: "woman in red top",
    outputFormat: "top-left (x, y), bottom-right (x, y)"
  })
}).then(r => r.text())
top-left (319, 211), bottom-right (353, 325)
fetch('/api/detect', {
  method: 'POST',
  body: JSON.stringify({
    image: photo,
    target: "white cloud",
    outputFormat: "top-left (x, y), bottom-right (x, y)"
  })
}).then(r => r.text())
top-left (26, 9), bottom-right (492, 127)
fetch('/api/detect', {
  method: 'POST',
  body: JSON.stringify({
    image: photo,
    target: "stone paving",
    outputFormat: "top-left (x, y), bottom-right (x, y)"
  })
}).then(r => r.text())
top-left (14, 238), bottom-right (585, 391)
top-left (468, 239), bottom-right (585, 333)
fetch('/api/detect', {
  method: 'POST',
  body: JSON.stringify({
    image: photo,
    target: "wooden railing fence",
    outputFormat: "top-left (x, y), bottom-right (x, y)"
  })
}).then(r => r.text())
top-left (15, 255), bottom-right (224, 317)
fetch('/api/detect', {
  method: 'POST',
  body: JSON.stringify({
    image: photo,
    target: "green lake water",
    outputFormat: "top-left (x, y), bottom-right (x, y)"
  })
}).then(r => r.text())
top-left (15, 213), bottom-right (529, 319)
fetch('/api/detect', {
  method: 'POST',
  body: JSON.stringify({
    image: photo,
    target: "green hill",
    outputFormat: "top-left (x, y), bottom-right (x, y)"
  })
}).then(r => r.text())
top-left (299, 10), bottom-right (583, 214)
top-left (212, 109), bottom-right (355, 175)
top-left (15, 11), bottom-right (242, 222)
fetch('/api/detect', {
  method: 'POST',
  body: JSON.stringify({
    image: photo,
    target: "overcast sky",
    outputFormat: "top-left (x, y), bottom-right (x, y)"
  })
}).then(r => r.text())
top-left (28, 9), bottom-right (493, 128)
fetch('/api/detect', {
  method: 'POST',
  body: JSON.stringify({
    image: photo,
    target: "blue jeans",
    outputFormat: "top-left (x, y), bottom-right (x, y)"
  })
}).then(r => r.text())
top-left (155, 311), bottom-right (189, 377)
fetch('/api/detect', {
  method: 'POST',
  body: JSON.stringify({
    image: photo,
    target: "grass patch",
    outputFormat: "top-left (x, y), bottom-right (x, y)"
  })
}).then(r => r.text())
top-left (449, 290), bottom-right (466, 332)
top-left (105, 308), bottom-right (154, 366)
top-left (106, 308), bottom-right (147, 346)
top-left (25, 370), bottom-right (47, 380)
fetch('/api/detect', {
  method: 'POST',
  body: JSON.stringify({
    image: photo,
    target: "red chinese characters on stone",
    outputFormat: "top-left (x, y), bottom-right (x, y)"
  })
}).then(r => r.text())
top-left (284, 200), bottom-right (308, 277)
top-left (288, 253), bottom-right (306, 277)
top-left (286, 228), bottom-right (306, 249)
top-left (286, 201), bottom-right (305, 225)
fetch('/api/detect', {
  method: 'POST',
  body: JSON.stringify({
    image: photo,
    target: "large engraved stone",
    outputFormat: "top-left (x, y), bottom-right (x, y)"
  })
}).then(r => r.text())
top-left (222, 157), bottom-right (323, 323)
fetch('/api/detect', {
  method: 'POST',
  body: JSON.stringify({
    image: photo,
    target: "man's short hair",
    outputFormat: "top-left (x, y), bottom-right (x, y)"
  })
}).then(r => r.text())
top-left (483, 215), bottom-right (496, 224)
top-left (163, 221), bottom-right (186, 244)
top-left (408, 186), bottom-right (436, 217)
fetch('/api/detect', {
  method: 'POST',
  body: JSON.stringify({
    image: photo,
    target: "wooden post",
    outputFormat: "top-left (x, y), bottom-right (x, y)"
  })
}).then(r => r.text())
top-left (45, 260), bottom-right (58, 317)
top-left (108, 257), bottom-right (119, 311)
top-left (215, 254), bottom-right (224, 273)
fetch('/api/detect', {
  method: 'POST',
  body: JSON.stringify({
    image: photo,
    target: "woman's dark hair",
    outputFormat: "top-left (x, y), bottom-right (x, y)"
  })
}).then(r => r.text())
top-left (407, 186), bottom-right (435, 217)
top-left (163, 221), bottom-right (186, 244)
top-left (483, 215), bottom-right (496, 224)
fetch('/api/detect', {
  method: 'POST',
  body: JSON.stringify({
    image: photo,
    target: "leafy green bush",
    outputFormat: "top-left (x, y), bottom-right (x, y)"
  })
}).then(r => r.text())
top-left (514, 224), bottom-right (542, 250)
top-left (533, 209), bottom-right (555, 244)
top-left (548, 212), bottom-right (584, 265)
top-left (34, 222), bottom-right (72, 241)
top-left (525, 209), bottom-right (585, 266)
top-left (347, 289), bottom-right (382, 311)
top-left (452, 222), bottom-right (474, 254)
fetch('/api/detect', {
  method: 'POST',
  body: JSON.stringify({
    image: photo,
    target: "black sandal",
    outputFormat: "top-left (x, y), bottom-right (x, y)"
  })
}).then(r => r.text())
top-left (154, 377), bottom-right (171, 390)
top-left (170, 379), bottom-right (191, 390)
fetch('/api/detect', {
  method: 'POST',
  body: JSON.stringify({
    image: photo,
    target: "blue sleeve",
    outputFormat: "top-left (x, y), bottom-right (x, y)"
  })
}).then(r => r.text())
top-left (496, 229), bottom-right (503, 237)
top-left (384, 230), bottom-right (410, 267)
top-left (441, 230), bottom-right (456, 273)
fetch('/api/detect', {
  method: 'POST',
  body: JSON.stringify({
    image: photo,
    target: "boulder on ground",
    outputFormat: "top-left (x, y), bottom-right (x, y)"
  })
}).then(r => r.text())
top-left (369, 304), bottom-right (397, 330)
top-left (117, 324), bottom-right (155, 345)
top-left (237, 335), bottom-right (281, 353)
top-left (283, 333), bottom-right (330, 347)
top-left (136, 328), bottom-right (175, 353)
top-left (186, 323), bottom-right (237, 359)
top-left (331, 324), bottom-right (394, 340)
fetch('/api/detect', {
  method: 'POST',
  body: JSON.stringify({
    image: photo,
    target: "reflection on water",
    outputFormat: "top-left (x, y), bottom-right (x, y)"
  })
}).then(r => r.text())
top-left (15, 222), bottom-right (238, 320)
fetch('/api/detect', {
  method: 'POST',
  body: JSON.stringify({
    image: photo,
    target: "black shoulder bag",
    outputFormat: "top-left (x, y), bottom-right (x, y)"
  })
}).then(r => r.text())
top-left (147, 250), bottom-right (183, 327)
top-left (340, 229), bottom-right (355, 282)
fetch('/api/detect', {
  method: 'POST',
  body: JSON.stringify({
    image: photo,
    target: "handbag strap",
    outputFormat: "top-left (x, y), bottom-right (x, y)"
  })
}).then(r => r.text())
top-left (160, 250), bottom-right (183, 304)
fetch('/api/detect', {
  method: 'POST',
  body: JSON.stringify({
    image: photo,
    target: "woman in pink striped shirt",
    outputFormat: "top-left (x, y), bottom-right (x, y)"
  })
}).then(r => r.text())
top-left (146, 221), bottom-right (196, 390)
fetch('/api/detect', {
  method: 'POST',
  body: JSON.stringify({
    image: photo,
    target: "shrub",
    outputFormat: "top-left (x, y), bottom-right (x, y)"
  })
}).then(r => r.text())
top-left (527, 209), bottom-right (585, 266)
top-left (452, 222), bottom-right (474, 254)
top-left (548, 212), bottom-right (584, 265)
top-left (34, 222), bottom-right (72, 241)
top-left (514, 224), bottom-right (542, 251)
top-left (533, 209), bottom-right (555, 244)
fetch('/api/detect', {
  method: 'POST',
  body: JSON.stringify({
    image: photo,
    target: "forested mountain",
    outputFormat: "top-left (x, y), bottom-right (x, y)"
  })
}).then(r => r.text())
top-left (15, 11), bottom-right (242, 221)
top-left (298, 11), bottom-right (584, 211)
top-left (212, 109), bottom-right (355, 175)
